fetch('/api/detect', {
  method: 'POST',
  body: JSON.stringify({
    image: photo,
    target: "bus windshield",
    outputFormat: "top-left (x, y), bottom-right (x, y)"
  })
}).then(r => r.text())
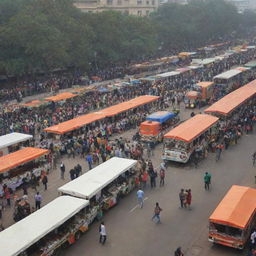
top-left (210, 222), bottom-right (243, 238)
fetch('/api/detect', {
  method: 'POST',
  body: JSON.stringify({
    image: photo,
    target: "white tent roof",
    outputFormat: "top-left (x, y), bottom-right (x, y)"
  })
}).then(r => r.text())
top-left (0, 133), bottom-right (33, 149)
top-left (58, 157), bottom-right (137, 199)
top-left (156, 71), bottom-right (180, 78)
top-left (214, 69), bottom-right (242, 80)
top-left (191, 58), bottom-right (216, 66)
top-left (0, 196), bottom-right (89, 256)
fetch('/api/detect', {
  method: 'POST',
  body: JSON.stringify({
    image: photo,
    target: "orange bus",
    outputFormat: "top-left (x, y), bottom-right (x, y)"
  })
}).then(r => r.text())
top-left (163, 114), bottom-right (219, 163)
top-left (209, 185), bottom-right (256, 249)
top-left (139, 111), bottom-right (179, 144)
top-left (185, 81), bottom-right (215, 108)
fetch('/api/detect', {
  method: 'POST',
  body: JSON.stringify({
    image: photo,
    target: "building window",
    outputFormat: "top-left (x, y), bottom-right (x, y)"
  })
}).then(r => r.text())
top-left (107, 0), bottom-right (113, 5)
top-left (117, 0), bottom-right (122, 5)
top-left (146, 0), bottom-right (149, 4)
top-left (137, 0), bottom-right (142, 4)
top-left (137, 10), bottom-right (142, 15)
top-left (146, 10), bottom-right (150, 15)
top-left (151, 0), bottom-right (155, 4)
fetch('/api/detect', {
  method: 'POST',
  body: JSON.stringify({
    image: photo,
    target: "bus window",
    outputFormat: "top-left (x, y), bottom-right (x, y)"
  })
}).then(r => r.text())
top-left (227, 226), bottom-right (242, 238)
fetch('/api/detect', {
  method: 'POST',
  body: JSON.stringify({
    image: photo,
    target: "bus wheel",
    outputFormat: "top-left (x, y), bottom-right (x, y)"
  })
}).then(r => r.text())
top-left (75, 231), bottom-right (82, 241)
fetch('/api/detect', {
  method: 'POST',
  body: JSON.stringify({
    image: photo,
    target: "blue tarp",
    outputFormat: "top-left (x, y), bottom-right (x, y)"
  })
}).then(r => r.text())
top-left (98, 88), bottom-right (108, 92)
top-left (146, 111), bottom-right (176, 124)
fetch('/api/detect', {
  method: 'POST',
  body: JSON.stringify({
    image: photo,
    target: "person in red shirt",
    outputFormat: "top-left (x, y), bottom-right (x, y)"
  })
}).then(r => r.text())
top-left (186, 189), bottom-right (192, 210)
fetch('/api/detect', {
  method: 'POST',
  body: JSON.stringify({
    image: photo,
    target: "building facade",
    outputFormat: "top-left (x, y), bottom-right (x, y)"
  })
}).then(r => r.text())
top-left (74, 0), bottom-right (159, 16)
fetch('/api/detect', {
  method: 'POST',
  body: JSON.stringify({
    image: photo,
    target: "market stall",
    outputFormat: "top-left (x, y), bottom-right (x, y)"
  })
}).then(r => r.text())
top-left (58, 157), bottom-right (137, 217)
top-left (0, 132), bottom-right (33, 156)
top-left (0, 196), bottom-right (89, 256)
top-left (0, 147), bottom-right (49, 195)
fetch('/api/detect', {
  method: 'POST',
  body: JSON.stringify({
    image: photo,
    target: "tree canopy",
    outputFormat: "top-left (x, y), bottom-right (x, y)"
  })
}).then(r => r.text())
top-left (0, 0), bottom-right (255, 77)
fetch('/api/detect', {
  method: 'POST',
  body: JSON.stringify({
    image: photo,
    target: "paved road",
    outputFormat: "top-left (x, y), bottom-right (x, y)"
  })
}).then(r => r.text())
top-left (60, 130), bottom-right (255, 256)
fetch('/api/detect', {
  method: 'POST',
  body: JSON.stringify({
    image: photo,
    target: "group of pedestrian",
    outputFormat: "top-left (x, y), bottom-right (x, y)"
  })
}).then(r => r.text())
top-left (69, 164), bottom-right (82, 180)
top-left (179, 189), bottom-right (192, 209)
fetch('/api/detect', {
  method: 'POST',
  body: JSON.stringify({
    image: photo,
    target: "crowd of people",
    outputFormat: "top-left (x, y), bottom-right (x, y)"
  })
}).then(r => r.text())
top-left (0, 36), bottom-right (255, 255)
top-left (1, 42), bottom-right (256, 143)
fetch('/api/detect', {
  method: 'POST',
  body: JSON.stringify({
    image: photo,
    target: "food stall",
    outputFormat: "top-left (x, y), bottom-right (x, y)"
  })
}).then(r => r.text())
top-left (0, 147), bottom-right (49, 195)
top-left (0, 132), bottom-right (33, 156)
top-left (0, 196), bottom-right (90, 256)
top-left (58, 157), bottom-right (137, 217)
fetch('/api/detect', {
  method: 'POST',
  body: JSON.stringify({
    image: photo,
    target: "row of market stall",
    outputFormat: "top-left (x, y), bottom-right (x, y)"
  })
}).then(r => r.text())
top-left (0, 157), bottom-right (138, 256)
top-left (162, 79), bottom-right (256, 163)
top-left (139, 49), bottom-right (256, 86)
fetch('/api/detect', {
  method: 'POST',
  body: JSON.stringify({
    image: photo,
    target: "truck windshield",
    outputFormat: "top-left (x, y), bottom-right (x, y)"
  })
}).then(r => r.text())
top-left (210, 223), bottom-right (242, 238)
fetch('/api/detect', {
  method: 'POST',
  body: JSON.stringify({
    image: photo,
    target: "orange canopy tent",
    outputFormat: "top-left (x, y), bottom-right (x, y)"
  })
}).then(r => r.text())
top-left (22, 100), bottom-right (47, 107)
top-left (186, 91), bottom-right (199, 99)
top-left (0, 147), bottom-right (49, 174)
top-left (164, 114), bottom-right (219, 143)
top-left (205, 80), bottom-right (256, 116)
top-left (45, 92), bottom-right (77, 102)
top-left (101, 95), bottom-right (160, 117)
top-left (44, 112), bottom-right (106, 135)
top-left (44, 95), bottom-right (159, 134)
top-left (209, 185), bottom-right (256, 229)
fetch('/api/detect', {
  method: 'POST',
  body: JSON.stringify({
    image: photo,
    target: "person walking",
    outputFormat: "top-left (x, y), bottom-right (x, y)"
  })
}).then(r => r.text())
top-left (137, 188), bottom-right (144, 208)
top-left (75, 164), bottom-right (82, 178)
top-left (159, 167), bottom-right (165, 187)
top-left (86, 153), bottom-right (93, 170)
top-left (174, 247), bottom-right (184, 256)
top-left (186, 189), bottom-right (192, 210)
top-left (69, 169), bottom-right (76, 180)
top-left (179, 189), bottom-right (186, 208)
top-left (99, 221), bottom-right (107, 245)
top-left (142, 171), bottom-right (148, 189)
top-left (35, 192), bottom-right (42, 210)
top-left (204, 172), bottom-right (211, 190)
top-left (42, 174), bottom-right (48, 190)
top-left (215, 143), bottom-right (224, 161)
top-left (152, 202), bottom-right (162, 224)
top-left (60, 162), bottom-right (65, 180)
top-left (4, 186), bottom-right (11, 206)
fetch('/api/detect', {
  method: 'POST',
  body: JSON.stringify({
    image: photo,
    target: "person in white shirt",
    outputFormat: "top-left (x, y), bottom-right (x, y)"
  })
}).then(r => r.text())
top-left (251, 230), bottom-right (256, 246)
top-left (99, 221), bottom-right (107, 245)
top-left (137, 189), bottom-right (145, 208)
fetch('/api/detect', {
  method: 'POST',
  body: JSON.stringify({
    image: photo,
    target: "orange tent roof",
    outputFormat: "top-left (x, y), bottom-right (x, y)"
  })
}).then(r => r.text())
top-left (205, 81), bottom-right (256, 116)
top-left (44, 112), bottom-right (106, 135)
top-left (44, 95), bottom-right (159, 134)
top-left (45, 92), bottom-right (77, 102)
top-left (196, 81), bottom-right (214, 88)
top-left (164, 114), bottom-right (219, 142)
top-left (22, 100), bottom-right (47, 107)
top-left (209, 185), bottom-right (256, 229)
top-left (101, 95), bottom-right (160, 117)
top-left (0, 147), bottom-right (49, 173)
top-left (186, 91), bottom-right (199, 99)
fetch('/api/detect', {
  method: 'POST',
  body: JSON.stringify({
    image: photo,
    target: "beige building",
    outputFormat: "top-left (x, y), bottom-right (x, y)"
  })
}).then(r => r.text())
top-left (74, 0), bottom-right (159, 16)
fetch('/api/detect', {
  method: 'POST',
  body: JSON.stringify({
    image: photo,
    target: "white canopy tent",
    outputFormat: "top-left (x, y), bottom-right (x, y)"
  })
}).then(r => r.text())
top-left (156, 71), bottom-right (180, 78)
top-left (0, 132), bottom-right (33, 155)
top-left (58, 157), bottom-right (137, 199)
top-left (191, 58), bottom-right (216, 66)
top-left (214, 69), bottom-right (242, 80)
top-left (0, 196), bottom-right (89, 256)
